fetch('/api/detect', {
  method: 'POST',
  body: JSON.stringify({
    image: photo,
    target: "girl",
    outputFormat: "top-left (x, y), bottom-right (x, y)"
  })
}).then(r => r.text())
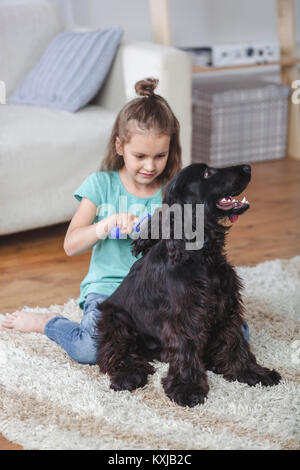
top-left (0, 78), bottom-right (182, 364)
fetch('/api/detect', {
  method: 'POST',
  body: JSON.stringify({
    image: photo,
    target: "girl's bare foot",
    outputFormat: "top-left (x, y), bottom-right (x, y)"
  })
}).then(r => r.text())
top-left (0, 311), bottom-right (61, 334)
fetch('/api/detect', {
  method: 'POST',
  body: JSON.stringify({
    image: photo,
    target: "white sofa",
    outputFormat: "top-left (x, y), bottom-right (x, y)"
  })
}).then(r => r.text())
top-left (0, 1), bottom-right (192, 235)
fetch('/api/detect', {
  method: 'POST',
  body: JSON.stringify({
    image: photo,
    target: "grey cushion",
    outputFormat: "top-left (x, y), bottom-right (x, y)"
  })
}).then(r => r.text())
top-left (10, 26), bottom-right (123, 112)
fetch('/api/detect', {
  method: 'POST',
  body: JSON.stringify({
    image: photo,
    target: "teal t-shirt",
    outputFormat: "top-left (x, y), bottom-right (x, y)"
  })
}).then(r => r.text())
top-left (74, 170), bottom-right (163, 310)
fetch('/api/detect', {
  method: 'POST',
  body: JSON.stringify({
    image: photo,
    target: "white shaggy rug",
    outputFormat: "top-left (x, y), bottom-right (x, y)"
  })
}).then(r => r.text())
top-left (0, 257), bottom-right (299, 450)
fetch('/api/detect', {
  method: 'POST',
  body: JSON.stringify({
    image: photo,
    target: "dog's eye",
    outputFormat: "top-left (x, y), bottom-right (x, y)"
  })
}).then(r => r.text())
top-left (204, 168), bottom-right (216, 179)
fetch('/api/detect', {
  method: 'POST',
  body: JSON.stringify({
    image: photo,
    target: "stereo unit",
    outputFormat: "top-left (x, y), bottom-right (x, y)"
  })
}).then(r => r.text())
top-left (211, 41), bottom-right (280, 67)
top-left (180, 41), bottom-right (280, 68)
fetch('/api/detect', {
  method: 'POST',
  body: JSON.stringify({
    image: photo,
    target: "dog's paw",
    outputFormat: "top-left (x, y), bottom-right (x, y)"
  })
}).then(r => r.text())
top-left (162, 379), bottom-right (208, 407)
top-left (230, 367), bottom-right (281, 387)
top-left (110, 369), bottom-right (148, 392)
top-left (256, 369), bottom-right (281, 387)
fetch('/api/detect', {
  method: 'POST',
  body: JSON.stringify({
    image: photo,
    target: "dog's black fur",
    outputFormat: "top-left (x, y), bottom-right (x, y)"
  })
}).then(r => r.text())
top-left (95, 164), bottom-right (281, 407)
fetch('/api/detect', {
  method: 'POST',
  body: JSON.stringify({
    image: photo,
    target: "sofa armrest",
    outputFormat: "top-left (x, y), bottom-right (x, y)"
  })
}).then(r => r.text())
top-left (96, 40), bottom-right (192, 167)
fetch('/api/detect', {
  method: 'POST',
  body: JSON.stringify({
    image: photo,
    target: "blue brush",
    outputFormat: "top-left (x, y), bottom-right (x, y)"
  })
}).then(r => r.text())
top-left (110, 213), bottom-right (151, 239)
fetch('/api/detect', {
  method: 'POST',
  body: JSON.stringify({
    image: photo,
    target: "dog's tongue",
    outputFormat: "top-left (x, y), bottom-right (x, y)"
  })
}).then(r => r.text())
top-left (229, 215), bottom-right (239, 223)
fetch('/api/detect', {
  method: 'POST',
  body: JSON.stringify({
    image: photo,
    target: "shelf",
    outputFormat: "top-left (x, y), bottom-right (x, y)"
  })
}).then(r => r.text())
top-left (150, 0), bottom-right (300, 158)
top-left (193, 57), bottom-right (300, 73)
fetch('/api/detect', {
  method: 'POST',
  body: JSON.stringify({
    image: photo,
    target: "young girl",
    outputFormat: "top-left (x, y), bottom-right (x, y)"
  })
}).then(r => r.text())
top-left (0, 78), bottom-right (182, 364)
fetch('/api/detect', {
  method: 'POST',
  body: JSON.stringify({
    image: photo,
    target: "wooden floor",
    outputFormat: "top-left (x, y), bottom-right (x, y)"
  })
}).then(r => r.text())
top-left (0, 157), bottom-right (300, 450)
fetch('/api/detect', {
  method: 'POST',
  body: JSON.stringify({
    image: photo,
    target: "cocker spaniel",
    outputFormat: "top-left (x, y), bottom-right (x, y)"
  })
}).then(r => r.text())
top-left (95, 164), bottom-right (281, 407)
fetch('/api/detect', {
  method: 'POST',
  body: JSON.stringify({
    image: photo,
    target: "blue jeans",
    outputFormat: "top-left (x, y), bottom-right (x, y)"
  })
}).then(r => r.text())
top-left (242, 321), bottom-right (250, 343)
top-left (45, 292), bottom-right (250, 365)
top-left (44, 293), bottom-right (109, 365)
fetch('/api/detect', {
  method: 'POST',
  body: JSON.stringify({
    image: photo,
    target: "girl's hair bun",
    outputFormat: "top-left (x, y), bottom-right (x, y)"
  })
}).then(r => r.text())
top-left (135, 77), bottom-right (159, 97)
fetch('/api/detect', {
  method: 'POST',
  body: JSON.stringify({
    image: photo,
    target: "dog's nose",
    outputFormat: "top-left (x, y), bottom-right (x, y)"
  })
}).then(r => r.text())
top-left (242, 165), bottom-right (251, 174)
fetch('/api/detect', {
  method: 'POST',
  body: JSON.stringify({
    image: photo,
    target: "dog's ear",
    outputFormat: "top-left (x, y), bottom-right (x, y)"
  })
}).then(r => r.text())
top-left (131, 207), bottom-right (192, 265)
top-left (131, 208), bottom-right (162, 257)
top-left (163, 208), bottom-right (190, 266)
top-left (166, 239), bottom-right (189, 266)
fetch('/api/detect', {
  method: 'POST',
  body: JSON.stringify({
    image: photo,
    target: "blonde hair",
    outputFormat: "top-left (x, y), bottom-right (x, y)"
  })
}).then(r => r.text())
top-left (100, 78), bottom-right (182, 191)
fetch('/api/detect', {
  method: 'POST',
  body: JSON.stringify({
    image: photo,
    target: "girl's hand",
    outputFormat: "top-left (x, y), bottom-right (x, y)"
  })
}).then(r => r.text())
top-left (114, 213), bottom-right (140, 235)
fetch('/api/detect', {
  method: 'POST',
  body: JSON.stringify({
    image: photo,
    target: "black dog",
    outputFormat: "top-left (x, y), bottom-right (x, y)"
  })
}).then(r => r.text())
top-left (95, 164), bottom-right (281, 407)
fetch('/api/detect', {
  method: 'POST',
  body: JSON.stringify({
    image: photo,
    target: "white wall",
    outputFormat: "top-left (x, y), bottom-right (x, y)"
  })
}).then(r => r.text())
top-left (71, 0), bottom-right (300, 48)
top-left (1, 0), bottom-right (299, 48)
top-left (0, 0), bottom-right (74, 24)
